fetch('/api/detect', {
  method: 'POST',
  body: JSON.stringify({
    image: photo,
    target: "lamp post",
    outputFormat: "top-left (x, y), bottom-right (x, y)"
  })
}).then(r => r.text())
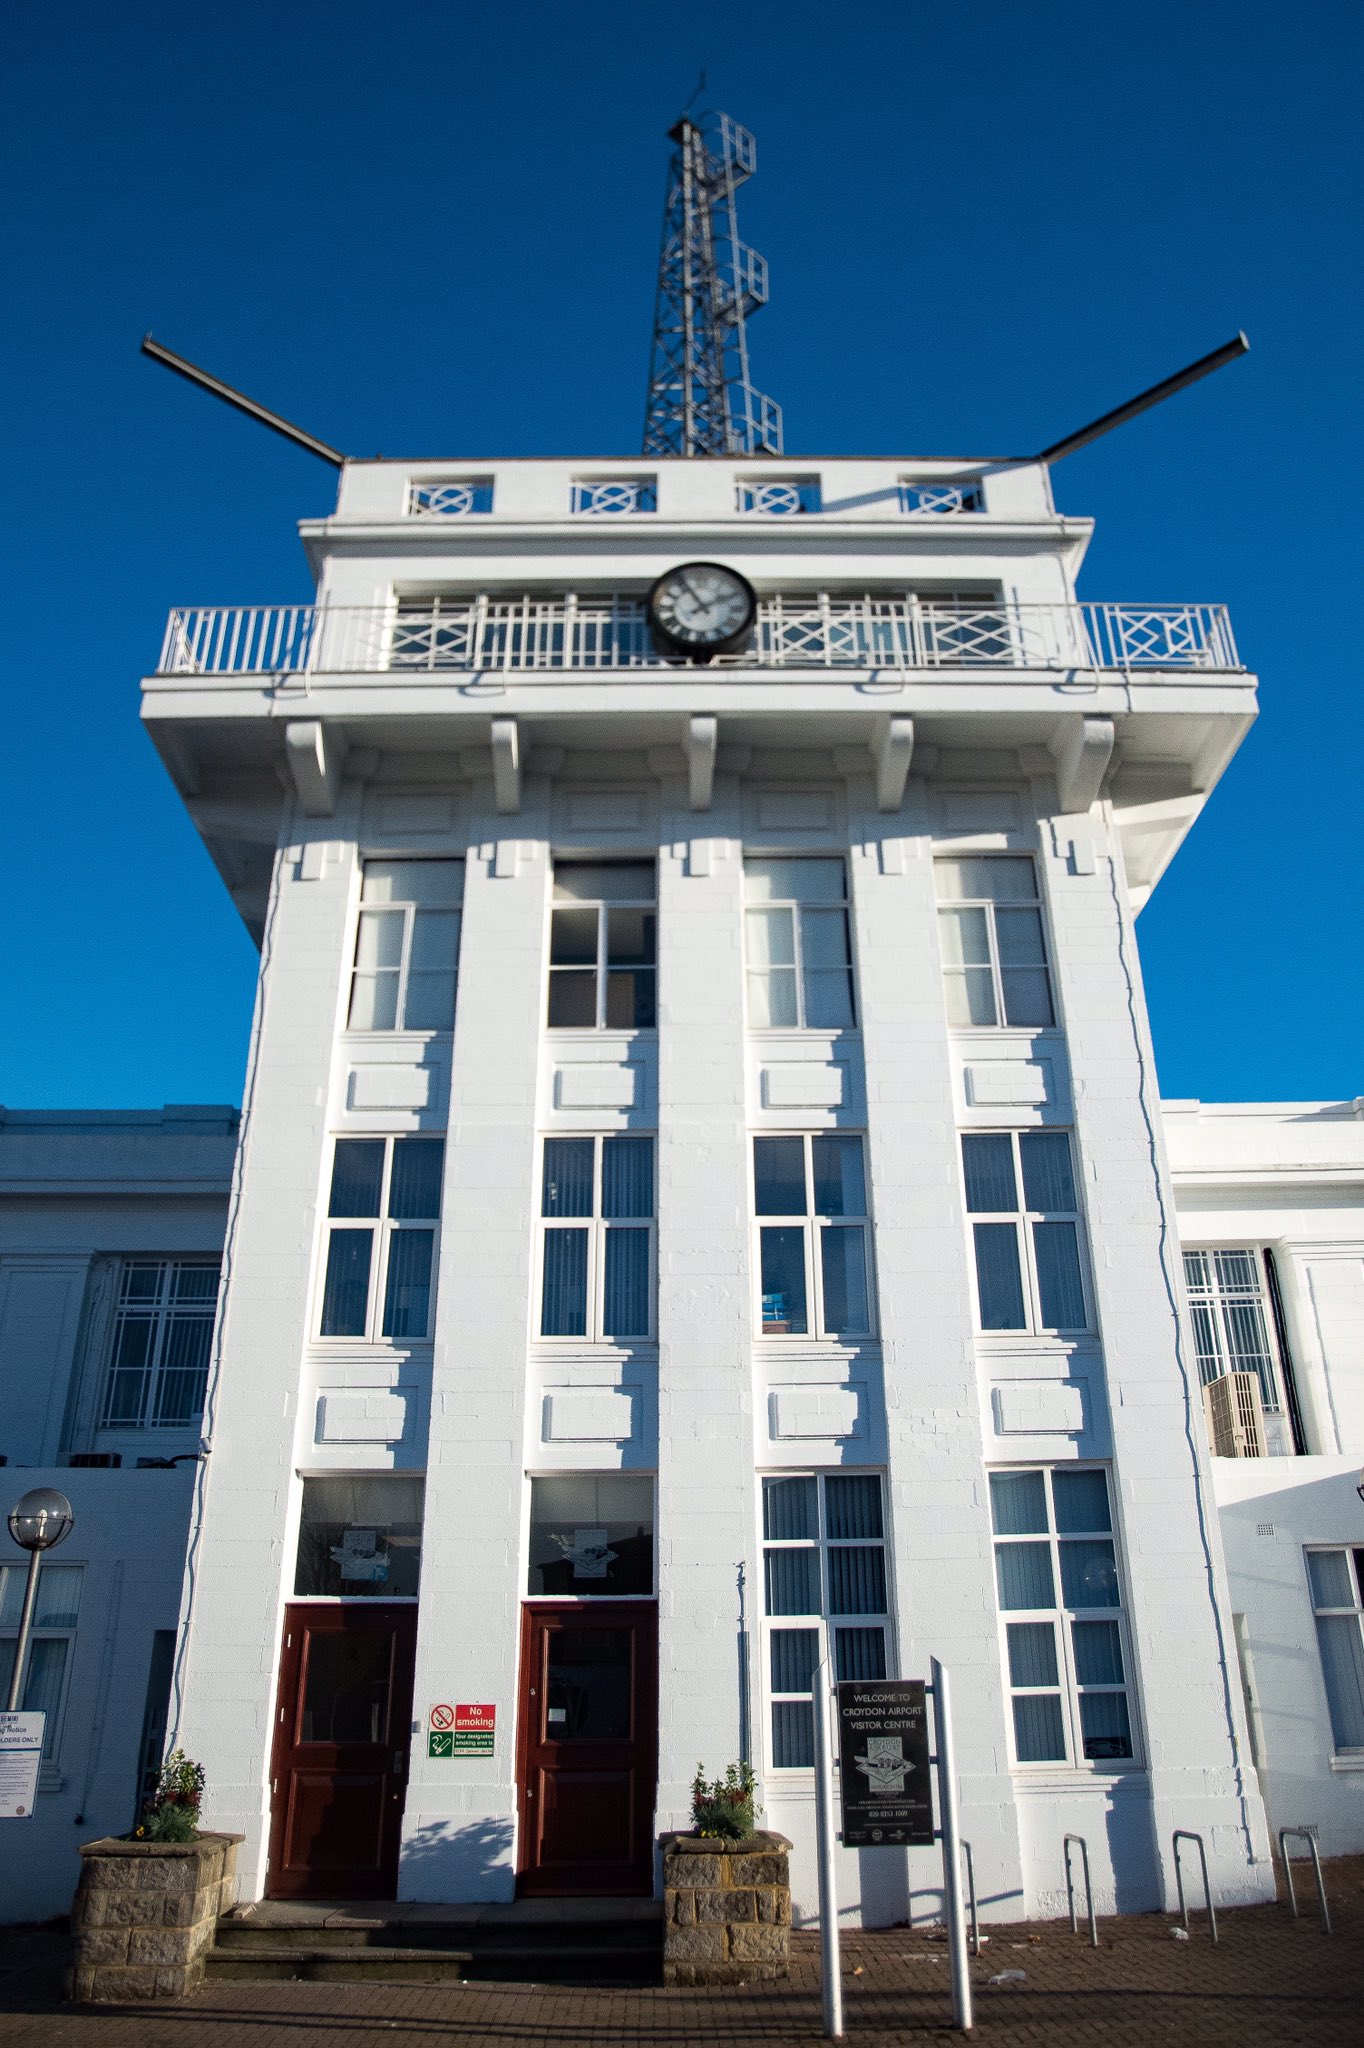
top-left (6, 1489), bottom-right (75, 1714)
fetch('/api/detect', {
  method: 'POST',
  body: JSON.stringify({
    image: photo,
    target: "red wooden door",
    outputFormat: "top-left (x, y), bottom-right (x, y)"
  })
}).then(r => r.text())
top-left (267, 1604), bottom-right (416, 1899)
top-left (516, 1602), bottom-right (658, 1896)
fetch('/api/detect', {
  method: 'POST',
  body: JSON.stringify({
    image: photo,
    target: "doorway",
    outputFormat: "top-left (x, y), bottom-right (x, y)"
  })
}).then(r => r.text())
top-left (516, 1602), bottom-right (657, 1895)
top-left (267, 1603), bottom-right (417, 1899)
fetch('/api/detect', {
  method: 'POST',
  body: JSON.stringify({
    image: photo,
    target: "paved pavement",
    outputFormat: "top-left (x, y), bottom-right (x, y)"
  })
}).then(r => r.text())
top-left (1, 1858), bottom-right (1359, 2047)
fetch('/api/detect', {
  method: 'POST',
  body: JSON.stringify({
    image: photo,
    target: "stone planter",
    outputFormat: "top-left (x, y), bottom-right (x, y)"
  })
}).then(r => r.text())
top-left (661, 1830), bottom-right (792, 1985)
top-left (66, 1832), bottom-right (243, 2004)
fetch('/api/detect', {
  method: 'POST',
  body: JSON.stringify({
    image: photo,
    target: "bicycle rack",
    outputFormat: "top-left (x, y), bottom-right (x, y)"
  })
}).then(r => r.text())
top-left (960, 1839), bottom-right (980, 1956)
top-left (1172, 1830), bottom-right (1217, 1945)
top-left (1278, 1827), bottom-right (1331, 1935)
top-left (1063, 1834), bottom-right (1099, 1947)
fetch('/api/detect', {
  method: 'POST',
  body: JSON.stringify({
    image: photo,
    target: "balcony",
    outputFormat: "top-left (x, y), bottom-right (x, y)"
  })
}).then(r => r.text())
top-left (155, 597), bottom-right (1241, 682)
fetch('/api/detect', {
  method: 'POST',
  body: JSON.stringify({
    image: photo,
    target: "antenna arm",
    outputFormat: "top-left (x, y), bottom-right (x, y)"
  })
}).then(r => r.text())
top-left (140, 335), bottom-right (348, 468)
top-left (1036, 332), bottom-right (1248, 465)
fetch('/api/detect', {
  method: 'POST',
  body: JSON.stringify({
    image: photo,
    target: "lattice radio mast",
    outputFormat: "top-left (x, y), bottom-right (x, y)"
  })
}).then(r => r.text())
top-left (642, 111), bottom-right (782, 458)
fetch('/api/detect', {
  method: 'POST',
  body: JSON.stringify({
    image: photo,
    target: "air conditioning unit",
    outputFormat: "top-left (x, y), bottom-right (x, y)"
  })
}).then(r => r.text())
top-left (1203, 1372), bottom-right (1267, 1459)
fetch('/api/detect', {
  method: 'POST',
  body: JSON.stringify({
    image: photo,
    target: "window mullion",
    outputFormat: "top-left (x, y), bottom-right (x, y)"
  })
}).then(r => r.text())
top-left (144, 1264), bottom-right (173, 1426)
top-left (987, 902), bottom-right (1006, 1021)
top-left (791, 904), bottom-right (805, 1028)
top-left (596, 906), bottom-right (607, 1028)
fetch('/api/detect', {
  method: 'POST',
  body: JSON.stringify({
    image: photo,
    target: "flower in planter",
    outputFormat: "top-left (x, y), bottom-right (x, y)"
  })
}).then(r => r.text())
top-left (133, 1749), bottom-right (207, 1844)
top-left (691, 1761), bottom-right (759, 1840)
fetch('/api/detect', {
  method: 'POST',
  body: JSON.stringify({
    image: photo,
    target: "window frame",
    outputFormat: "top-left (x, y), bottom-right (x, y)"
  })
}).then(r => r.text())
top-left (935, 856), bottom-right (1056, 1030)
top-left (961, 1129), bottom-right (1091, 1336)
top-left (760, 1470), bottom-right (893, 1773)
top-left (743, 858), bottom-right (857, 1031)
top-left (1305, 1545), bottom-right (1364, 1755)
top-left (525, 1471), bottom-right (658, 1599)
top-left (752, 1133), bottom-right (876, 1341)
top-left (546, 865), bottom-right (658, 1032)
top-left (990, 1464), bottom-right (1139, 1774)
top-left (99, 1258), bottom-right (221, 1431)
top-left (535, 1133), bottom-right (658, 1343)
top-left (346, 859), bottom-right (464, 1035)
top-left (1181, 1247), bottom-right (1282, 1412)
top-left (316, 1135), bottom-right (445, 1344)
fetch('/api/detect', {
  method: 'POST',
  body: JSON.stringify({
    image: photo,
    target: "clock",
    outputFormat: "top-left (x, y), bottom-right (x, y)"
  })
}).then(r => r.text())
top-left (646, 561), bottom-right (757, 660)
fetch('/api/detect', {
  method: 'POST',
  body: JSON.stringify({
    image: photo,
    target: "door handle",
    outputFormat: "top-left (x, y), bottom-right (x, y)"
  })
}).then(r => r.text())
top-left (392, 1750), bottom-right (405, 1776)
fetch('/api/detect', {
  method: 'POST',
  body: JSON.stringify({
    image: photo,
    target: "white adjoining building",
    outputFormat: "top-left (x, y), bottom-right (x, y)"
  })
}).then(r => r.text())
top-left (2, 456), bottom-right (1362, 1926)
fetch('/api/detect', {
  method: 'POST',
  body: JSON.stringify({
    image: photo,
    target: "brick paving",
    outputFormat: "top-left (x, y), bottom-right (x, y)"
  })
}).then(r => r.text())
top-left (0, 1858), bottom-right (1359, 2048)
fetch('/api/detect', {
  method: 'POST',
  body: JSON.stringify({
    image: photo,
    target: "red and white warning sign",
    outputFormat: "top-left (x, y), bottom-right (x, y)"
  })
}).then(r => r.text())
top-left (454, 1703), bottom-right (495, 1732)
top-left (428, 1703), bottom-right (455, 1731)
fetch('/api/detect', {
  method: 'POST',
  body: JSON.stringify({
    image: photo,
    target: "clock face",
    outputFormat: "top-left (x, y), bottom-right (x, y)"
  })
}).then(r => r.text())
top-left (647, 561), bottom-right (756, 657)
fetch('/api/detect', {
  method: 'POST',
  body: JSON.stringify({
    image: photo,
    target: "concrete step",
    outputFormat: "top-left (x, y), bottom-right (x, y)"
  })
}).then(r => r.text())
top-left (215, 1918), bottom-right (662, 1951)
top-left (209, 1902), bottom-right (664, 1984)
top-left (206, 1939), bottom-right (660, 1985)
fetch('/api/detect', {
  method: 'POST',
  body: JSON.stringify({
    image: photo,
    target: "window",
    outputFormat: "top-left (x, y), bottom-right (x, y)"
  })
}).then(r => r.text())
top-left (963, 1131), bottom-right (1087, 1333)
top-left (754, 1135), bottom-right (873, 1338)
top-left (990, 1468), bottom-right (1134, 1767)
top-left (406, 476), bottom-right (493, 516)
top-left (936, 858), bottom-right (1054, 1028)
top-left (101, 1260), bottom-right (220, 1428)
top-left (539, 1136), bottom-right (655, 1339)
top-left (294, 1477), bottom-right (425, 1598)
top-left (744, 859), bottom-right (855, 1029)
top-left (348, 860), bottom-right (463, 1032)
top-left (527, 1475), bottom-right (655, 1596)
top-left (1182, 1250), bottom-right (1281, 1410)
top-left (1306, 1549), bottom-right (1364, 1751)
top-left (0, 1564), bottom-right (82, 1758)
top-left (319, 1137), bottom-right (444, 1340)
top-left (762, 1473), bottom-right (890, 1767)
top-left (570, 477), bottom-right (657, 515)
top-left (737, 476), bottom-right (821, 515)
top-left (548, 864), bottom-right (656, 1029)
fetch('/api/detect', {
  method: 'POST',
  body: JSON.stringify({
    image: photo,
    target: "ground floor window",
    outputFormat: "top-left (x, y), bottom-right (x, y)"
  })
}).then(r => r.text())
top-left (0, 1562), bottom-right (83, 1757)
top-left (761, 1471), bottom-right (890, 1768)
top-left (1306, 1548), bottom-right (1364, 1751)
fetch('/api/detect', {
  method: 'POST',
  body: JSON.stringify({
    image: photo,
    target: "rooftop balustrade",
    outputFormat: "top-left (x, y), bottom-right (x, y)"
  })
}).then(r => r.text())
top-left (154, 597), bottom-right (1241, 681)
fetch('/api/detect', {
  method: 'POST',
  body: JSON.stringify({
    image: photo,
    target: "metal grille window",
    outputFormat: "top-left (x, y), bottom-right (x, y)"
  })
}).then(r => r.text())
top-left (0, 1564), bottom-right (82, 1758)
top-left (1306, 1549), bottom-right (1364, 1752)
top-left (406, 477), bottom-right (493, 516)
top-left (319, 1137), bottom-right (444, 1341)
top-left (754, 1135), bottom-right (873, 1338)
top-left (348, 860), bottom-right (463, 1032)
top-left (548, 863), bottom-right (656, 1029)
top-left (539, 1136), bottom-right (655, 1340)
top-left (101, 1260), bottom-right (220, 1428)
top-left (963, 1131), bottom-right (1088, 1333)
top-left (763, 1473), bottom-right (890, 1768)
top-left (744, 858), bottom-right (855, 1029)
top-left (990, 1468), bottom-right (1134, 1767)
top-left (899, 480), bottom-right (984, 515)
top-left (936, 857), bottom-right (1054, 1028)
top-left (737, 476), bottom-right (821, 515)
top-left (1182, 1250), bottom-right (1281, 1410)
top-left (570, 477), bottom-right (657, 515)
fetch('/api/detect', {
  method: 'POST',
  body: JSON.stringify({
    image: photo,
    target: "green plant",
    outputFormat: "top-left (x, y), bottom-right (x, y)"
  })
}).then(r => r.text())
top-left (691, 1760), bottom-right (758, 1841)
top-left (132, 1748), bottom-right (206, 1843)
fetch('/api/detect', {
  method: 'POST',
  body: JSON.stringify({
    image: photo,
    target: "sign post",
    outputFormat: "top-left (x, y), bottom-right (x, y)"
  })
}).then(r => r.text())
top-left (811, 1654), bottom-right (842, 2040)
top-left (929, 1659), bottom-right (973, 2034)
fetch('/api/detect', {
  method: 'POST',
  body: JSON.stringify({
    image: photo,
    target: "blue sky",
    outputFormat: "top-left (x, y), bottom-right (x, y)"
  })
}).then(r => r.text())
top-left (2, 0), bottom-right (1359, 1108)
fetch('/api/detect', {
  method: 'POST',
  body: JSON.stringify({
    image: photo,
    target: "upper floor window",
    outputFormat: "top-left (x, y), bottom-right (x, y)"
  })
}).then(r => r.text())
top-left (539, 1136), bottom-right (655, 1340)
top-left (990, 1466), bottom-right (1134, 1767)
top-left (1306, 1548), bottom-right (1364, 1753)
top-left (101, 1260), bottom-right (220, 1429)
top-left (744, 858), bottom-right (855, 1029)
top-left (320, 1136), bottom-right (444, 1341)
top-left (936, 857), bottom-right (1054, 1028)
top-left (1182, 1250), bottom-right (1281, 1411)
top-left (737, 476), bottom-right (821, 516)
top-left (406, 476), bottom-right (493, 517)
top-left (899, 479), bottom-right (984, 515)
top-left (762, 1472), bottom-right (890, 1767)
top-left (570, 477), bottom-right (657, 515)
top-left (349, 861), bottom-right (463, 1032)
top-left (548, 863), bottom-right (656, 1029)
top-left (963, 1131), bottom-right (1088, 1333)
top-left (0, 1563), bottom-right (82, 1757)
top-left (754, 1134), bottom-right (873, 1338)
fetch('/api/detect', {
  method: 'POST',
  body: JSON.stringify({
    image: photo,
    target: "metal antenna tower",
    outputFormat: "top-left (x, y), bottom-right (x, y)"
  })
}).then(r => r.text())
top-left (642, 111), bottom-right (782, 458)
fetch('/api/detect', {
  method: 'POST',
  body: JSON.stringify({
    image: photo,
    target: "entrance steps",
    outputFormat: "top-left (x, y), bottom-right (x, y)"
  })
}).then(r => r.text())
top-left (207, 1897), bottom-right (663, 1986)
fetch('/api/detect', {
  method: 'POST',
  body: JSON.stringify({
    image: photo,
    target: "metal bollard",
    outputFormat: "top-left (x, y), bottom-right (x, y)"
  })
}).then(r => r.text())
top-left (1172, 1830), bottom-right (1218, 1945)
top-left (1278, 1827), bottom-right (1331, 1935)
top-left (1063, 1834), bottom-right (1099, 1947)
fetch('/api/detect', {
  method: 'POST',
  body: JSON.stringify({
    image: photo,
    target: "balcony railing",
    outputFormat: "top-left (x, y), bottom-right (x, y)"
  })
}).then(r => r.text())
top-left (155, 598), bottom-right (1241, 680)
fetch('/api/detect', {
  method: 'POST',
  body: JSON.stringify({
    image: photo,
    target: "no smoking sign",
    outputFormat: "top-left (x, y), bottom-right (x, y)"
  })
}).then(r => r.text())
top-left (428, 1703), bottom-right (455, 1732)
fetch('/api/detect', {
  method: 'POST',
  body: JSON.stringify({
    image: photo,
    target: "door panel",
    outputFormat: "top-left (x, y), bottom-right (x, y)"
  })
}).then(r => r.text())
top-left (517, 1602), bottom-right (657, 1896)
top-left (268, 1604), bottom-right (416, 1899)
